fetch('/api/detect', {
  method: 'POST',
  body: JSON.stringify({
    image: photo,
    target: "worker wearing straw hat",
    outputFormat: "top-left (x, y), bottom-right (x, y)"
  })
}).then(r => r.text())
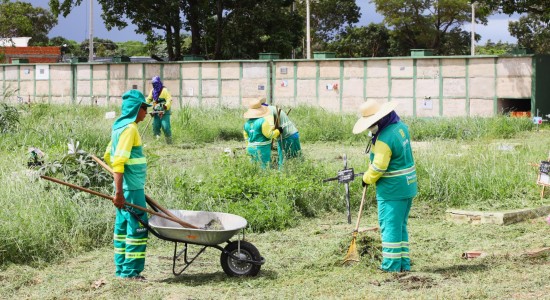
top-left (243, 98), bottom-right (282, 168)
top-left (104, 89), bottom-right (151, 281)
top-left (260, 98), bottom-right (301, 168)
top-left (353, 100), bottom-right (417, 273)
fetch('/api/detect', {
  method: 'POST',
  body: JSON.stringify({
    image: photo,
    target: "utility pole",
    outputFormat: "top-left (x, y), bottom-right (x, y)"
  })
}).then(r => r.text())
top-left (306, 0), bottom-right (311, 59)
top-left (471, 2), bottom-right (476, 56)
top-left (88, 0), bottom-right (94, 62)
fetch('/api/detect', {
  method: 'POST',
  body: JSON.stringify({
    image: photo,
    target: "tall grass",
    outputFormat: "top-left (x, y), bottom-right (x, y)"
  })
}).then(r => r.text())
top-left (0, 103), bottom-right (546, 266)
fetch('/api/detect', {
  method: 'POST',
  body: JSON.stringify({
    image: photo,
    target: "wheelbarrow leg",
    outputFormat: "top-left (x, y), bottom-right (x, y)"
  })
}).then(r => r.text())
top-left (172, 242), bottom-right (207, 276)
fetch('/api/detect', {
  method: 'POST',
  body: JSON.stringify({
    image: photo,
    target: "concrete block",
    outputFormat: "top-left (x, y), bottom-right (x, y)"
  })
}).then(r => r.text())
top-left (4, 66), bottom-right (18, 80)
top-left (93, 65), bottom-right (108, 80)
top-left (144, 64), bottom-right (161, 79)
top-left (442, 98), bottom-right (466, 117)
top-left (391, 78), bottom-right (413, 98)
top-left (319, 61), bottom-right (339, 78)
top-left (274, 63), bottom-right (294, 79)
top-left (392, 98), bottom-right (414, 117)
top-left (319, 96), bottom-right (340, 111)
top-left (470, 77), bottom-right (495, 98)
top-left (202, 79), bottom-right (219, 97)
top-left (36, 81), bottom-right (49, 94)
top-left (469, 58), bottom-right (496, 77)
top-left (242, 63), bottom-right (267, 79)
top-left (274, 79), bottom-right (294, 97)
top-left (446, 206), bottom-right (550, 225)
top-left (343, 60), bottom-right (364, 78)
top-left (416, 59), bottom-right (439, 79)
top-left (469, 98), bottom-right (494, 117)
top-left (497, 57), bottom-right (532, 77)
top-left (496, 77), bottom-right (532, 98)
top-left (127, 64), bottom-right (143, 79)
top-left (110, 64), bottom-right (125, 80)
top-left (296, 80), bottom-right (316, 96)
top-left (443, 78), bottom-right (466, 98)
top-left (342, 78), bottom-right (364, 97)
top-left (416, 98), bottom-right (440, 117)
top-left (342, 97), bottom-right (364, 113)
top-left (296, 61), bottom-right (316, 78)
top-left (390, 59), bottom-right (413, 77)
top-left (93, 80), bottom-right (108, 95)
top-left (221, 62), bottom-right (240, 79)
top-left (442, 59), bottom-right (466, 77)
top-left (201, 63), bottom-right (218, 79)
top-left (163, 64), bottom-right (180, 79)
top-left (366, 60), bottom-right (388, 78)
top-left (221, 79), bottom-right (240, 97)
top-left (181, 80), bottom-right (199, 96)
top-left (366, 78), bottom-right (388, 97)
top-left (181, 63), bottom-right (199, 78)
top-left (77, 65), bottom-right (90, 80)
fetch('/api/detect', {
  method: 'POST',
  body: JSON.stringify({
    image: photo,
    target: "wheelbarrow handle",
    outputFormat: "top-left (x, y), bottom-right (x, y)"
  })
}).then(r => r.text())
top-left (40, 175), bottom-right (199, 229)
top-left (90, 155), bottom-right (196, 229)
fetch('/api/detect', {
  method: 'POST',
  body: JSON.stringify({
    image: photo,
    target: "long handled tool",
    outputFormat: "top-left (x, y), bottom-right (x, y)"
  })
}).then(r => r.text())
top-left (40, 175), bottom-right (199, 229)
top-left (343, 186), bottom-right (368, 264)
top-left (90, 155), bottom-right (192, 229)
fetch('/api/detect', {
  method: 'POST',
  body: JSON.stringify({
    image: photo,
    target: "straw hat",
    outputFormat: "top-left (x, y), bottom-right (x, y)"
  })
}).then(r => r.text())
top-left (352, 100), bottom-right (398, 134)
top-left (243, 98), bottom-right (270, 118)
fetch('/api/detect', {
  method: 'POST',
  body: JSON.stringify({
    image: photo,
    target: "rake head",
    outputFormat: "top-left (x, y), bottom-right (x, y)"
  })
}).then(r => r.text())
top-left (343, 232), bottom-right (360, 264)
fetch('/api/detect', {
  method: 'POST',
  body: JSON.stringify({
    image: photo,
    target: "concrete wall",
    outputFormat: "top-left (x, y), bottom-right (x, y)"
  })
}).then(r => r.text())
top-left (0, 56), bottom-right (538, 117)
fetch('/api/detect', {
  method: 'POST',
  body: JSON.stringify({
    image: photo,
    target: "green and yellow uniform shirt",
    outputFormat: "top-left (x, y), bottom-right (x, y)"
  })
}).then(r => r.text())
top-left (363, 122), bottom-right (417, 200)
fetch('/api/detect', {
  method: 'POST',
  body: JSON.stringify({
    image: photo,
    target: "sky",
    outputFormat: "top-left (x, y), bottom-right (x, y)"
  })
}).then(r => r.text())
top-left (27, 0), bottom-right (518, 44)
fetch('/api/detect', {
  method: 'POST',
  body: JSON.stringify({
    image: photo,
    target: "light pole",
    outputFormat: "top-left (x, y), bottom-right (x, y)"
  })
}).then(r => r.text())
top-left (88, 0), bottom-right (94, 62)
top-left (471, 1), bottom-right (477, 56)
top-left (306, 0), bottom-right (311, 59)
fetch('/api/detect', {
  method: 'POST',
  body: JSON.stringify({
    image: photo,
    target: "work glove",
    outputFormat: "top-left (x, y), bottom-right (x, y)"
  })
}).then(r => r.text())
top-left (362, 179), bottom-right (368, 188)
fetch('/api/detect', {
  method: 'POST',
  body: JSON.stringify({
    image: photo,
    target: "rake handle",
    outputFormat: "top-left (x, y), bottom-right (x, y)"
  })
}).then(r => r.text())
top-left (90, 155), bottom-right (196, 229)
top-left (40, 175), bottom-right (198, 229)
top-left (354, 186), bottom-right (368, 232)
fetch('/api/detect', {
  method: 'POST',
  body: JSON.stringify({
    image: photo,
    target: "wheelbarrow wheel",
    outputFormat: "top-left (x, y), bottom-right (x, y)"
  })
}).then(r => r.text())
top-left (220, 241), bottom-right (261, 277)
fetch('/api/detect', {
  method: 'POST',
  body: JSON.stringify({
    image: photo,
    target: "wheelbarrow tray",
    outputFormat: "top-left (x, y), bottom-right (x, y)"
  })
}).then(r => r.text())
top-left (149, 210), bottom-right (247, 246)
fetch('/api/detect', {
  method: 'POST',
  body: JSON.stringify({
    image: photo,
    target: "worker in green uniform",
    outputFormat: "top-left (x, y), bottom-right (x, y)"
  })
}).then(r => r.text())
top-left (260, 98), bottom-right (301, 168)
top-left (243, 98), bottom-right (282, 169)
top-left (146, 76), bottom-right (173, 144)
top-left (353, 100), bottom-right (417, 273)
top-left (104, 89), bottom-right (151, 281)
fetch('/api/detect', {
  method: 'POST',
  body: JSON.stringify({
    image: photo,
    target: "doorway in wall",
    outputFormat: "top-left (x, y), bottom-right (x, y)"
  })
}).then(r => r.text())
top-left (498, 98), bottom-right (531, 117)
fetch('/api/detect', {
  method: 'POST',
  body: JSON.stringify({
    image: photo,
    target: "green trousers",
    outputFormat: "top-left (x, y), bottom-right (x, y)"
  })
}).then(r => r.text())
top-left (152, 112), bottom-right (172, 143)
top-left (114, 189), bottom-right (148, 278)
top-left (378, 198), bottom-right (412, 272)
top-left (247, 144), bottom-right (272, 169)
top-left (277, 132), bottom-right (302, 167)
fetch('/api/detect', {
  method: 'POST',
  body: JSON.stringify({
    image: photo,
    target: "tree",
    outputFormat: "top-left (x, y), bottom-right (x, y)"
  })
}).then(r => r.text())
top-left (49, 0), bottom-right (184, 60)
top-left (509, 14), bottom-right (550, 54)
top-left (371, 0), bottom-right (490, 56)
top-left (116, 40), bottom-right (149, 57)
top-left (476, 39), bottom-right (516, 55)
top-left (202, 0), bottom-right (303, 59)
top-left (80, 37), bottom-right (118, 57)
top-left (327, 24), bottom-right (391, 57)
top-left (484, 0), bottom-right (549, 20)
top-left (0, 0), bottom-right (57, 45)
top-left (294, 0), bottom-right (360, 52)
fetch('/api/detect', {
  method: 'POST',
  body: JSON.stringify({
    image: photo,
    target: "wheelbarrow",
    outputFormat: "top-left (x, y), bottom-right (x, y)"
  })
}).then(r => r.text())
top-left (132, 208), bottom-right (265, 277)
top-left (39, 175), bottom-right (265, 277)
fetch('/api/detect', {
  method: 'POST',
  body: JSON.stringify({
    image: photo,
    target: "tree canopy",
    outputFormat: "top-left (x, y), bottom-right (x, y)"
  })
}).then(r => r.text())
top-left (0, 0), bottom-right (58, 45)
top-left (371, 0), bottom-right (490, 55)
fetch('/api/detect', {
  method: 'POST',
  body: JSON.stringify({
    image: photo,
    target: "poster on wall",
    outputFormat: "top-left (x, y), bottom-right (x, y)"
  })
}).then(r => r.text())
top-left (35, 65), bottom-right (49, 80)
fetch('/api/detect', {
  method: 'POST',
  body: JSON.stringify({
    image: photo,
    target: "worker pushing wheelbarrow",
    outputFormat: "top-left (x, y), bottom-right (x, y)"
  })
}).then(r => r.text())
top-left (41, 90), bottom-right (264, 279)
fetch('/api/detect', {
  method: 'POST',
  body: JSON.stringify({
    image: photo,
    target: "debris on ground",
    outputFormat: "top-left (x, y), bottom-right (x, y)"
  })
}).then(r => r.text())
top-left (202, 217), bottom-right (224, 230)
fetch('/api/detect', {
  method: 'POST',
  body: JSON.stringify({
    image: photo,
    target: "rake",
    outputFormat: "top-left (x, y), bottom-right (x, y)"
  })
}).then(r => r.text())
top-left (343, 185), bottom-right (368, 264)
